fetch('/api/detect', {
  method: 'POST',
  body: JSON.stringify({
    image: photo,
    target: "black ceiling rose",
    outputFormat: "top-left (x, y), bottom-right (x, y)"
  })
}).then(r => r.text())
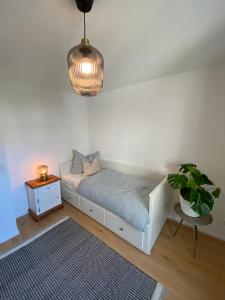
top-left (75, 0), bottom-right (94, 13)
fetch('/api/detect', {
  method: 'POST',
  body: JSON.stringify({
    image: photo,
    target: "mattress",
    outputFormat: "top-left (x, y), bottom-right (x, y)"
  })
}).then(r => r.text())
top-left (63, 169), bottom-right (157, 231)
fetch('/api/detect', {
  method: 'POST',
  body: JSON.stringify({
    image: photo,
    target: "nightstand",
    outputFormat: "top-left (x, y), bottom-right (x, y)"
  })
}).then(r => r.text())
top-left (25, 175), bottom-right (63, 221)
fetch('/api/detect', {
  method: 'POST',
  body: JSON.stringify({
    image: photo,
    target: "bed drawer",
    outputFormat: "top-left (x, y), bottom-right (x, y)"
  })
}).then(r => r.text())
top-left (105, 211), bottom-right (143, 249)
top-left (80, 197), bottom-right (105, 225)
top-left (62, 188), bottom-right (80, 208)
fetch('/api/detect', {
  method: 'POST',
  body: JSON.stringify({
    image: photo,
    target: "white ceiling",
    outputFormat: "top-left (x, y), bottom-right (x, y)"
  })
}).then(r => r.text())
top-left (1, 0), bottom-right (225, 93)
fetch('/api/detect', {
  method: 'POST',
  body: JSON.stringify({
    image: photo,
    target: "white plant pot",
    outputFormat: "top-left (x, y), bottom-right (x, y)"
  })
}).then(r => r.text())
top-left (180, 196), bottom-right (200, 217)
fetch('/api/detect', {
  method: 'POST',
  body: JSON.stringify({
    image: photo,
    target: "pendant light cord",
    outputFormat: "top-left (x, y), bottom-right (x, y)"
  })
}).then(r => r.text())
top-left (84, 13), bottom-right (86, 40)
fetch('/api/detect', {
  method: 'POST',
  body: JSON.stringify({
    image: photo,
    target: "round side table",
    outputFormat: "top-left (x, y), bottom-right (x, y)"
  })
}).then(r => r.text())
top-left (173, 203), bottom-right (213, 258)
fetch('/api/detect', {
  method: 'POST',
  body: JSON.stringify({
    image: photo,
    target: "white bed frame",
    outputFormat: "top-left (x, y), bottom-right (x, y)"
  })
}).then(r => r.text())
top-left (59, 159), bottom-right (170, 255)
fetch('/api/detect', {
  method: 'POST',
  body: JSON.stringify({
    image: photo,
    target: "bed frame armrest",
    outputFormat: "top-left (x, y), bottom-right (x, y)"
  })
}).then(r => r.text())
top-left (148, 177), bottom-right (170, 250)
top-left (59, 160), bottom-right (72, 177)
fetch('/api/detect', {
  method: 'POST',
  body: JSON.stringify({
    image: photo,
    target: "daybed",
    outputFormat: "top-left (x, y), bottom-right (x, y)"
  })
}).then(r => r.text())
top-left (59, 159), bottom-right (170, 255)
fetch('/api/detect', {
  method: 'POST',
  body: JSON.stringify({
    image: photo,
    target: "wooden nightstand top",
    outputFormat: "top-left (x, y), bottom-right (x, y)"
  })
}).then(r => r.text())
top-left (25, 175), bottom-right (61, 189)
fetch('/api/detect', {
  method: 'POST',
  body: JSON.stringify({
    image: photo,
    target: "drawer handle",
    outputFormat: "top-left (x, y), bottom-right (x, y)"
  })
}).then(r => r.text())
top-left (89, 208), bottom-right (93, 212)
top-left (119, 227), bottom-right (123, 231)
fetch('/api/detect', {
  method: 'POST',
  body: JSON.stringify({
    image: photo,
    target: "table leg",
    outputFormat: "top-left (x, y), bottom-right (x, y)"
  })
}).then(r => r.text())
top-left (173, 218), bottom-right (183, 238)
top-left (193, 225), bottom-right (198, 259)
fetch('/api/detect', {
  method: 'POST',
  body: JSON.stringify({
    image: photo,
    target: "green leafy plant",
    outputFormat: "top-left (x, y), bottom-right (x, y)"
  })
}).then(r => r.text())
top-left (167, 163), bottom-right (221, 215)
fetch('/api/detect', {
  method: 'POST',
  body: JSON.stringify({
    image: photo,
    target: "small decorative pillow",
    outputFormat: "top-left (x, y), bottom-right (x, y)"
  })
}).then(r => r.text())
top-left (70, 150), bottom-right (87, 174)
top-left (87, 151), bottom-right (100, 163)
top-left (70, 150), bottom-right (100, 174)
top-left (82, 158), bottom-right (101, 176)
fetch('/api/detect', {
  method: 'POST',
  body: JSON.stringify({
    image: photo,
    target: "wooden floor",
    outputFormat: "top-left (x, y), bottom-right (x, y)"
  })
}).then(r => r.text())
top-left (1, 202), bottom-right (225, 300)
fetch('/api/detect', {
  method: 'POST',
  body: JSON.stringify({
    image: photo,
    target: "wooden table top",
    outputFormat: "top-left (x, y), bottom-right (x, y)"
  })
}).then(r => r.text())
top-left (25, 175), bottom-right (60, 189)
top-left (174, 203), bottom-right (213, 226)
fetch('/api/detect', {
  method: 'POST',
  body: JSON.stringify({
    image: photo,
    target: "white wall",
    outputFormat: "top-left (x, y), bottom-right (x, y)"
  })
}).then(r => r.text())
top-left (88, 66), bottom-right (225, 241)
top-left (0, 140), bottom-right (19, 243)
top-left (0, 76), bottom-right (89, 218)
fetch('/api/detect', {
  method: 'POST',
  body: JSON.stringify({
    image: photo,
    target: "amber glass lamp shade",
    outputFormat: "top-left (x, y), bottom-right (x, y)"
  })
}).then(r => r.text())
top-left (38, 165), bottom-right (48, 181)
top-left (67, 39), bottom-right (104, 96)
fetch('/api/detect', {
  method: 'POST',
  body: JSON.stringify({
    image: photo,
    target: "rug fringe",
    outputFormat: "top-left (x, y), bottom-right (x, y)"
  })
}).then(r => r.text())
top-left (151, 282), bottom-right (168, 300)
top-left (0, 216), bottom-right (70, 259)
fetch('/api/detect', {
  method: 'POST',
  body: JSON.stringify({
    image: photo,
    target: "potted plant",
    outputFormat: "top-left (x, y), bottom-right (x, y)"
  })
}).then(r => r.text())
top-left (167, 163), bottom-right (221, 217)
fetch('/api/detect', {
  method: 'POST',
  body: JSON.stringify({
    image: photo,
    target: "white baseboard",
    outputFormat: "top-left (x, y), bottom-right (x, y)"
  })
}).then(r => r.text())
top-left (16, 199), bottom-right (225, 243)
top-left (0, 227), bottom-right (19, 244)
top-left (16, 207), bottom-right (28, 218)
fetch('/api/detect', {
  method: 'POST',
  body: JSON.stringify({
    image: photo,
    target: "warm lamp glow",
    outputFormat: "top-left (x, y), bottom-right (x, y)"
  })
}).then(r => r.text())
top-left (38, 165), bottom-right (48, 181)
top-left (67, 40), bottom-right (104, 96)
top-left (81, 62), bottom-right (92, 74)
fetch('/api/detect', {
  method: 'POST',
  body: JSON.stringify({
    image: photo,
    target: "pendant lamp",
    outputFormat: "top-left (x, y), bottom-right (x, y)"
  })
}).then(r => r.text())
top-left (67, 0), bottom-right (104, 96)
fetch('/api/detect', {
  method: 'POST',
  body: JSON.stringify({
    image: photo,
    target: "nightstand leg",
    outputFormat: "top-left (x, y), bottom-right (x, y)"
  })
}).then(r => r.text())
top-left (193, 225), bottom-right (198, 259)
top-left (173, 218), bottom-right (183, 238)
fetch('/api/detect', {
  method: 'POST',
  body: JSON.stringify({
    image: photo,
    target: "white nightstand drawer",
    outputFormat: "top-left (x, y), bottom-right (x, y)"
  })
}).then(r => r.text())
top-left (38, 181), bottom-right (59, 193)
top-left (80, 197), bottom-right (105, 225)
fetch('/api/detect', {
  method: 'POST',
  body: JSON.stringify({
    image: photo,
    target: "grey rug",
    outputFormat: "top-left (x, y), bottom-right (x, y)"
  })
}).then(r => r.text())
top-left (0, 217), bottom-right (167, 300)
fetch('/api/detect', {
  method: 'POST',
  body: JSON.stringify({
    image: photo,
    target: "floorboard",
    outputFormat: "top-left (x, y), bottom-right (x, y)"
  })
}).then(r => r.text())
top-left (1, 202), bottom-right (225, 300)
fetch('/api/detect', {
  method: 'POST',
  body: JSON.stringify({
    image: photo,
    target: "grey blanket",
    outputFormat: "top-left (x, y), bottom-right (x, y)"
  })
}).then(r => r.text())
top-left (78, 169), bottom-right (157, 231)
